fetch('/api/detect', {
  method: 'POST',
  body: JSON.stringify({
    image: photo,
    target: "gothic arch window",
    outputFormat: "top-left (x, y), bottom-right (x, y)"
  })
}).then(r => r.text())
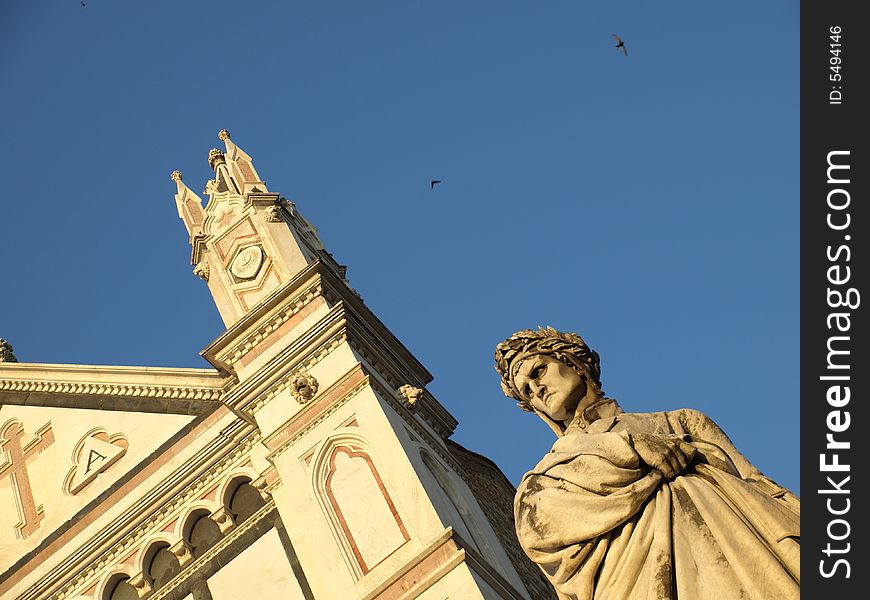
top-left (312, 435), bottom-right (410, 577)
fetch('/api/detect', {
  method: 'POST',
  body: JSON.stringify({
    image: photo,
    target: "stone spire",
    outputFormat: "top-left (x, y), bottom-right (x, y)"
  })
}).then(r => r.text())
top-left (171, 130), bottom-right (327, 328)
top-left (202, 129), bottom-right (269, 202)
top-left (170, 170), bottom-right (205, 241)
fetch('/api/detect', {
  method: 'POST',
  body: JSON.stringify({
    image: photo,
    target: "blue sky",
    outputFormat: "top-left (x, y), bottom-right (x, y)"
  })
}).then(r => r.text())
top-left (0, 1), bottom-right (799, 493)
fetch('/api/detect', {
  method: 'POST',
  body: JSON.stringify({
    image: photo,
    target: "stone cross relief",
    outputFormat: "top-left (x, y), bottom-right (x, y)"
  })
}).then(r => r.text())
top-left (0, 420), bottom-right (54, 538)
top-left (1, 421), bottom-right (128, 539)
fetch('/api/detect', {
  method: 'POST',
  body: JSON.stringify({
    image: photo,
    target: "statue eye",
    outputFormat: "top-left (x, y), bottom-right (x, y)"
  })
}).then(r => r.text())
top-left (532, 365), bottom-right (546, 379)
top-left (523, 384), bottom-right (532, 398)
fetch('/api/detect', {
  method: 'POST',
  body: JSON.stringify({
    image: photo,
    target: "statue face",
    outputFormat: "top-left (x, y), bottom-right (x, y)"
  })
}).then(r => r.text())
top-left (513, 354), bottom-right (587, 422)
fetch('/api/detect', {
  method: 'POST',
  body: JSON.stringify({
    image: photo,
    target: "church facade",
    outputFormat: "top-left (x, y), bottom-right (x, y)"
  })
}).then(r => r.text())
top-left (0, 132), bottom-right (553, 600)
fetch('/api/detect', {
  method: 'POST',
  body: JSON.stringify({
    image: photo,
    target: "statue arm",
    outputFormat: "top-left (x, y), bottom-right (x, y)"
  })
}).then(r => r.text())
top-left (515, 431), bottom-right (664, 595)
top-left (677, 409), bottom-right (798, 505)
top-left (517, 431), bottom-right (662, 549)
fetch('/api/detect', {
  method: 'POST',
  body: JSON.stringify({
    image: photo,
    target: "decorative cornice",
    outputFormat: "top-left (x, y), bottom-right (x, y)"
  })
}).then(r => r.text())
top-left (200, 261), bottom-right (328, 368)
top-left (0, 379), bottom-right (225, 401)
top-left (226, 306), bottom-right (348, 415)
top-left (214, 277), bottom-right (325, 369)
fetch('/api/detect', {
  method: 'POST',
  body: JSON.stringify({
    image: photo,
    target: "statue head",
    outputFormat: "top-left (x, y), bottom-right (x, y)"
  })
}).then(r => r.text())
top-left (495, 327), bottom-right (604, 433)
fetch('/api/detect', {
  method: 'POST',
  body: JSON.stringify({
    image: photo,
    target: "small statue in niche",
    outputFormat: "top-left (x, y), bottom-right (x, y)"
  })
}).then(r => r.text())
top-left (494, 327), bottom-right (799, 600)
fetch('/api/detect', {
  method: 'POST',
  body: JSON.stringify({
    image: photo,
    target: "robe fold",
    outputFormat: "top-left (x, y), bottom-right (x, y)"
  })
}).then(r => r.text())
top-left (515, 407), bottom-right (799, 600)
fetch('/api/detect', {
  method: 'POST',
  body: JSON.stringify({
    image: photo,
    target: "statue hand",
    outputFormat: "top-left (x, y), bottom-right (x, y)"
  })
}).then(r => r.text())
top-left (631, 434), bottom-right (697, 480)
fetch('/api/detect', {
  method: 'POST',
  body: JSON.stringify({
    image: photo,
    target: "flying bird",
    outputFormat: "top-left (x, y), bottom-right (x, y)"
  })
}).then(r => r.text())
top-left (612, 34), bottom-right (627, 56)
top-left (430, 179), bottom-right (442, 190)
top-left (81, 1), bottom-right (86, 6)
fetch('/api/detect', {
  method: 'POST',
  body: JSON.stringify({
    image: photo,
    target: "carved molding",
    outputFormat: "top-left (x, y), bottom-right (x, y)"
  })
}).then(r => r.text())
top-left (215, 276), bottom-right (326, 368)
top-left (128, 571), bottom-right (154, 599)
top-left (263, 365), bottom-right (370, 462)
top-left (245, 327), bottom-right (346, 414)
top-left (0, 379), bottom-right (224, 400)
top-left (209, 506), bottom-right (237, 535)
top-left (168, 539), bottom-right (194, 567)
top-left (250, 468), bottom-right (279, 498)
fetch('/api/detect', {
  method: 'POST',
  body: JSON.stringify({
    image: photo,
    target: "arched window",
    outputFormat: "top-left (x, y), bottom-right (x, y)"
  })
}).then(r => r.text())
top-left (147, 544), bottom-right (182, 590)
top-left (229, 481), bottom-right (266, 524)
top-left (313, 436), bottom-right (410, 577)
top-left (107, 578), bottom-right (137, 600)
top-left (188, 514), bottom-right (223, 559)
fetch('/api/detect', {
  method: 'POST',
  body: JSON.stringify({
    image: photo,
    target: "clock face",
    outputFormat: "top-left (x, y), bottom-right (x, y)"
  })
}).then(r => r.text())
top-left (230, 245), bottom-right (264, 280)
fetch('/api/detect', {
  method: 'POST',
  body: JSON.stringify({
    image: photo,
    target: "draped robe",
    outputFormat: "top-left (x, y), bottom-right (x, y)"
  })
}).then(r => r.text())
top-left (514, 403), bottom-right (800, 600)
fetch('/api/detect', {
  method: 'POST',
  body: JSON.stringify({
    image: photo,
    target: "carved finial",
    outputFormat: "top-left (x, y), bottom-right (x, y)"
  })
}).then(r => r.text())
top-left (208, 148), bottom-right (226, 170)
top-left (289, 372), bottom-right (319, 404)
top-left (218, 129), bottom-right (231, 141)
top-left (399, 384), bottom-right (423, 410)
top-left (193, 261), bottom-right (210, 281)
top-left (0, 339), bottom-right (17, 363)
top-left (170, 169), bottom-right (183, 182)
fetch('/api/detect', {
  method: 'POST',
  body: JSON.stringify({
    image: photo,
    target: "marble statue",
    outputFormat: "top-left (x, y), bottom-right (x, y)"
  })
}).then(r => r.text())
top-left (494, 327), bottom-right (800, 600)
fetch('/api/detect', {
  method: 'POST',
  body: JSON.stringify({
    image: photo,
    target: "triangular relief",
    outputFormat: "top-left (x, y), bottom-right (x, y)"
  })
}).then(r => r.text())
top-left (64, 429), bottom-right (128, 495)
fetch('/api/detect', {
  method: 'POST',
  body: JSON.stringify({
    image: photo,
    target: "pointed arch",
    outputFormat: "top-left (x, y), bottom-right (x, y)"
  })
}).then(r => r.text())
top-left (310, 432), bottom-right (410, 577)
